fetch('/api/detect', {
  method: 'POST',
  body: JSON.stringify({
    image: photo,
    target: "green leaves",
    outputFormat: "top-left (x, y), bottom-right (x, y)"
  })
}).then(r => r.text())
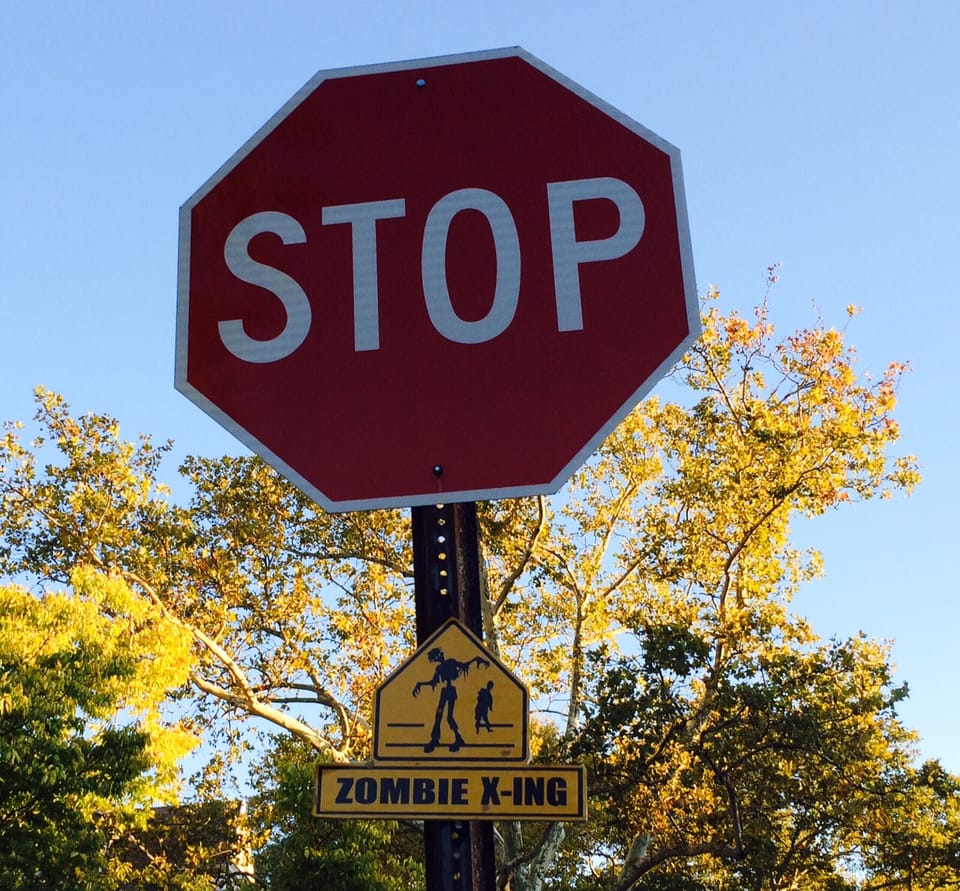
top-left (0, 574), bottom-right (197, 888)
top-left (249, 736), bottom-right (423, 891)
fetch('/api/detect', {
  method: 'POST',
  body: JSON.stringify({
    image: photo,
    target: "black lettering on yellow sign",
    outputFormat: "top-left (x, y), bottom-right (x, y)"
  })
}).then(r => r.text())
top-left (315, 765), bottom-right (586, 821)
top-left (334, 775), bottom-right (470, 807)
top-left (478, 774), bottom-right (569, 807)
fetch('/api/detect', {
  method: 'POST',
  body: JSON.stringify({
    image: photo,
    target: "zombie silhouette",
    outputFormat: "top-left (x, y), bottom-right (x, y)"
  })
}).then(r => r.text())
top-left (475, 681), bottom-right (494, 733)
top-left (412, 647), bottom-right (490, 752)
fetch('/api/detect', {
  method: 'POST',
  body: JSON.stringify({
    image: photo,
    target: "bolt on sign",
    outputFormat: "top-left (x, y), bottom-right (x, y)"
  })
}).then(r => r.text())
top-left (176, 46), bottom-right (699, 512)
top-left (315, 620), bottom-right (587, 821)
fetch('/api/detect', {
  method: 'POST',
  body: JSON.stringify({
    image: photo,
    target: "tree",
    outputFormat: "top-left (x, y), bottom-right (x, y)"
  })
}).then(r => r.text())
top-left (854, 758), bottom-right (960, 891)
top-left (490, 291), bottom-right (924, 891)
top-left (248, 734), bottom-right (423, 890)
top-left (113, 799), bottom-right (256, 890)
top-left (1, 285), bottom-right (945, 889)
top-left (0, 570), bottom-right (200, 889)
top-left (573, 627), bottom-right (921, 889)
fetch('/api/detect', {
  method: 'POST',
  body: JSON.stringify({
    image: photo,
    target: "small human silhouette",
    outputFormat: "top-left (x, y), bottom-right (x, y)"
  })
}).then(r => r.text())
top-left (413, 647), bottom-right (490, 753)
top-left (475, 681), bottom-right (494, 733)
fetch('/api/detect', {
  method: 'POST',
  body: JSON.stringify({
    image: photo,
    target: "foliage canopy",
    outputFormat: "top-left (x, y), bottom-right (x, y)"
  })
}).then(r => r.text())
top-left (0, 571), bottom-right (201, 888)
top-left (2, 290), bottom-right (954, 889)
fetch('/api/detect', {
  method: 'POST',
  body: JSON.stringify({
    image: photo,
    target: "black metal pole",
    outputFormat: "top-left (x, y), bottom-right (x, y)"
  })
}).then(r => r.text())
top-left (412, 502), bottom-right (497, 891)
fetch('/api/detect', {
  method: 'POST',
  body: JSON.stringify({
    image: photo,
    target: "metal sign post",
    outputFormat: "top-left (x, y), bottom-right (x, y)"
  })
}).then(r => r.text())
top-left (412, 502), bottom-right (496, 891)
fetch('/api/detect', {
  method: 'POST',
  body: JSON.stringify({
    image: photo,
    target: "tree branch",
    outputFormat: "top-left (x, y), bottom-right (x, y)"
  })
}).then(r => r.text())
top-left (493, 496), bottom-right (546, 614)
top-left (615, 841), bottom-right (745, 891)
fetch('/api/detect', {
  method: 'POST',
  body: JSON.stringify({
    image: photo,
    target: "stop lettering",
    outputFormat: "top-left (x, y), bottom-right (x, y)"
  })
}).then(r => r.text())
top-left (219, 177), bottom-right (645, 361)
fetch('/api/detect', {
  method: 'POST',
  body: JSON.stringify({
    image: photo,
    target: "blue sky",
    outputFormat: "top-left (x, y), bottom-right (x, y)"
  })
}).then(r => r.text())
top-left (3, 2), bottom-right (958, 770)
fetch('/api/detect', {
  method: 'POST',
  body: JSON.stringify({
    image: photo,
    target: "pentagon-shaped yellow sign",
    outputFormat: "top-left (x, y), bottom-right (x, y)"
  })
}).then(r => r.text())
top-left (374, 620), bottom-right (528, 762)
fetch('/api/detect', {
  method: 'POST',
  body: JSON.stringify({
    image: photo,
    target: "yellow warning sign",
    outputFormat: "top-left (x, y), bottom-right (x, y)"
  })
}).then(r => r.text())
top-left (314, 620), bottom-right (585, 821)
top-left (373, 620), bottom-right (528, 763)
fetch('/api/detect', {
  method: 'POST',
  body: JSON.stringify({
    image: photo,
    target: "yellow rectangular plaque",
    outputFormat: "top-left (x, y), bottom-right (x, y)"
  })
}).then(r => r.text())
top-left (315, 764), bottom-right (586, 821)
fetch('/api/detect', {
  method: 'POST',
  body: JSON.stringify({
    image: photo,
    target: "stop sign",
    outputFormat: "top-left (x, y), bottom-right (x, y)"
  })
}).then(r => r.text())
top-left (176, 47), bottom-right (698, 512)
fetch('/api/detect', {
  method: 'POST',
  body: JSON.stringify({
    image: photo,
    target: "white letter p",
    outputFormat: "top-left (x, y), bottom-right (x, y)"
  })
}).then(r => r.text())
top-left (547, 177), bottom-right (645, 332)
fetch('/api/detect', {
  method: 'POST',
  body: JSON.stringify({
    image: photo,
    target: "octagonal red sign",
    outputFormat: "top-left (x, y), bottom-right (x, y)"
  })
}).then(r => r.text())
top-left (176, 47), bottom-right (699, 512)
